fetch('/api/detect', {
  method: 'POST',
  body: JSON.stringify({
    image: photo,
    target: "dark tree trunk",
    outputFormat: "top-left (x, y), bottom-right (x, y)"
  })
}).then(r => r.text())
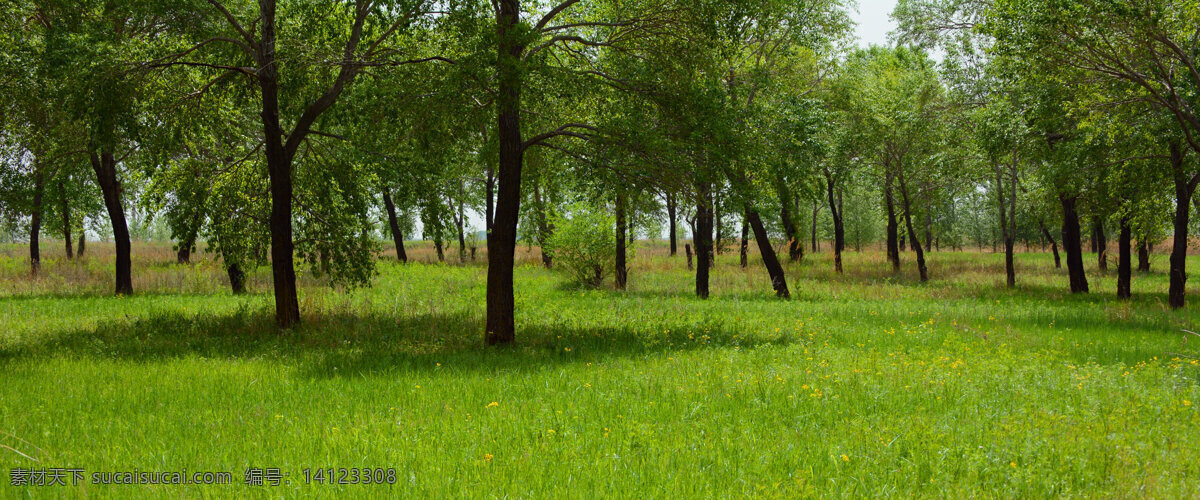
top-left (30, 169), bottom-right (43, 275)
top-left (694, 183), bottom-right (713, 298)
top-left (825, 171), bottom-right (844, 274)
top-left (995, 166), bottom-right (1015, 287)
top-left (486, 166), bottom-right (495, 235)
top-left (1169, 141), bottom-right (1195, 309)
top-left (60, 182), bottom-right (73, 260)
top-left (90, 151), bottom-right (132, 295)
top-left (746, 208), bottom-right (789, 298)
top-left (485, 0), bottom-right (524, 345)
top-left (885, 174), bottom-right (900, 272)
top-left (1060, 194), bottom-right (1088, 293)
top-left (257, 2), bottom-right (299, 327)
top-left (1039, 221), bottom-right (1061, 269)
top-left (897, 168), bottom-right (927, 282)
top-left (382, 188), bottom-right (408, 263)
top-left (1095, 218), bottom-right (1108, 271)
top-left (176, 209), bottom-right (201, 265)
top-left (1138, 240), bottom-right (1150, 272)
top-left (227, 262), bottom-right (247, 294)
top-left (776, 178), bottom-right (803, 261)
top-left (615, 191), bottom-right (628, 289)
top-left (685, 243), bottom-right (693, 270)
top-left (1117, 218), bottom-right (1132, 300)
top-left (533, 180), bottom-right (553, 268)
top-left (713, 191), bottom-right (722, 256)
top-left (666, 193), bottom-right (677, 256)
top-left (810, 201), bottom-right (820, 252)
top-left (435, 238), bottom-right (445, 262)
top-left (76, 223), bottom-right (85, 257)
top-left (739, 211), bottom-right (748, 269)
top-left (456, 184), bottom-right (467, 263)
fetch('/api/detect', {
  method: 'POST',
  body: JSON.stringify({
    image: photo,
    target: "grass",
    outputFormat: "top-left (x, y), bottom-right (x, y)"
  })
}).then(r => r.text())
top-left (1, 241), bottom-right (1199, 498)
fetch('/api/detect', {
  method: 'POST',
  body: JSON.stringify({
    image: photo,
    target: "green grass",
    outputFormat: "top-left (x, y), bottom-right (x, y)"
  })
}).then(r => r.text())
top-left (2, 242), bottom-right (1199, 498)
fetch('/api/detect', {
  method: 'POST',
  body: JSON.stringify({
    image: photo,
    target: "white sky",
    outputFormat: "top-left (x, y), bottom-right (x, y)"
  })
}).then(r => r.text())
top-left (854, 0), bottom-right (899, 48)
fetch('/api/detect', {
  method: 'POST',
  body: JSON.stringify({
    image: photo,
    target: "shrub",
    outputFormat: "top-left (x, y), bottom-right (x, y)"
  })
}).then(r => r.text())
top-left (545, 202), bottom-right (615, 288)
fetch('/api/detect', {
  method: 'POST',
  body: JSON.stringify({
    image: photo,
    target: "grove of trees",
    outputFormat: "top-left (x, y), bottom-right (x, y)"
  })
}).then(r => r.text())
top-left (2, 0), bottom-right (1199, 344)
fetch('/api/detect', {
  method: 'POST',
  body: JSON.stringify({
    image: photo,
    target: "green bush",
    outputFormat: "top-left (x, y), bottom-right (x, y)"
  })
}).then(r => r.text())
top-left (545, 202), bottom-right (615, 287)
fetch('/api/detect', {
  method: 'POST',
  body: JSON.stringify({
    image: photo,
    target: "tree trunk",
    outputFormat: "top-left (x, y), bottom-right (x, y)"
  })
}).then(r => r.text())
top-left (176, 209), bottom-right (201, 265)
top-left (257, 2), bottom-right (299, 327)
top-left (810, 201), bottom-right (820, 253)
top-left (1060, 194), bottom-right (1088, 293)
top-left (995, 166), bottom-right (1015, 287)
top-left (77, 223), bottom-right (85, 257)
top-left (685, 243), bottom-right (693, 270)
top-left (713, 191), bottom-right (722, 256)
top-left (897, 167), bottom-right (928, 282)
top-left (825, 171), bottom-right (844, 274)
top-left (694, 183), bottom-right (713, 298)
top-left (457, 184), bottom-right (467, 263)
top-left (615, 190), bottom-right (628, 289)
top-left (1117, 218), bottom-right (1132, 300)
top-left (739, 211), bottom-right (748, 269)
top-left (90, 151), bottom-right (132, 295)
top-left (485, 0), bottom-right (524, 345)
top-left (227, 262), bottom-right (247, 294)
top-left (1138, 240), bottom-right (1150, 272)
top-left (776, 178), bottom-right (803, 261)
top-left (382, 188), bottom-right (408, 263)
top-left (885, 173), bottom-right (900, 272)
top-left (1039, 220), bottom-right (1061, 269)
top-left (486, 166), bottom-right (495, 235)
top-left (1095, 218), bottom-right (1108, 271)
top-left (30, 168), bottom-right (43, 275)
top-left (746, 208), bottom-right (789, 298)
top-left (666, 193), bottom-right (677, 256)
top-left (59, 181), bottom-right (73, 260)
top-left (924, 211), bottom-right (932, 252)
top-left (533, 179), bottom-right (553, 268)
top-left (1169, 141), bottom-right (1194, 309)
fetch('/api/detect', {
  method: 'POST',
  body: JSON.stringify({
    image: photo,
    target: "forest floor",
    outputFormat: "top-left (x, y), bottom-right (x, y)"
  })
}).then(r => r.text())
top-left (1, 241), bottom-right (1199, 498)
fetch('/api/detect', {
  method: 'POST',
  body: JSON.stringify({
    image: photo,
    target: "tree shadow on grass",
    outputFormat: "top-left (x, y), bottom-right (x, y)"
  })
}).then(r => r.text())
top-left (0, 306), bottom-right (799, 380)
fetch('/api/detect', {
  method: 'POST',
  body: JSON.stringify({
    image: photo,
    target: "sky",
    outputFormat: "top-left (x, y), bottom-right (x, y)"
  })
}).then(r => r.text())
top-left (854, 0), bottom-right (899, 48)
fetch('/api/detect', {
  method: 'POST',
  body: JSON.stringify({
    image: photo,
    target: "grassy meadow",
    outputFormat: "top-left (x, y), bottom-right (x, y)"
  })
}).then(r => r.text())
top-left (2, 240), bottom-right (1199, 498)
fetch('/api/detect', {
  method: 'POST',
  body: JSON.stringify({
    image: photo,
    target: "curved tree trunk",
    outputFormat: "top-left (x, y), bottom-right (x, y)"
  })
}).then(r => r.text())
top-left (776, 177), bottom-right (803, 262)
top-left (825, 171), bottom-right (844, 274)
top-left (1039, 220), bottom-right (1061, 269)
top-left (1060, 194), bottom-right (1088, 293)
top-left (897, 168), bottom-right (928, 282)
top-left (885, 173), bottom-right (900, 272)
top-left (382, 188), bottom-right (408, 263)
top-left (1117, 218), bottom-right (1132, 299)
top-left (746, 208), bottom-right (789, 298)
top-left (90, 151), bottom-right (132, 295)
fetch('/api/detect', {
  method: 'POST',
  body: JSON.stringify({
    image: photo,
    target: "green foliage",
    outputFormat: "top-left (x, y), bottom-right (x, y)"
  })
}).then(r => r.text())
top-left (544, 202), bottom-right (616, 288)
